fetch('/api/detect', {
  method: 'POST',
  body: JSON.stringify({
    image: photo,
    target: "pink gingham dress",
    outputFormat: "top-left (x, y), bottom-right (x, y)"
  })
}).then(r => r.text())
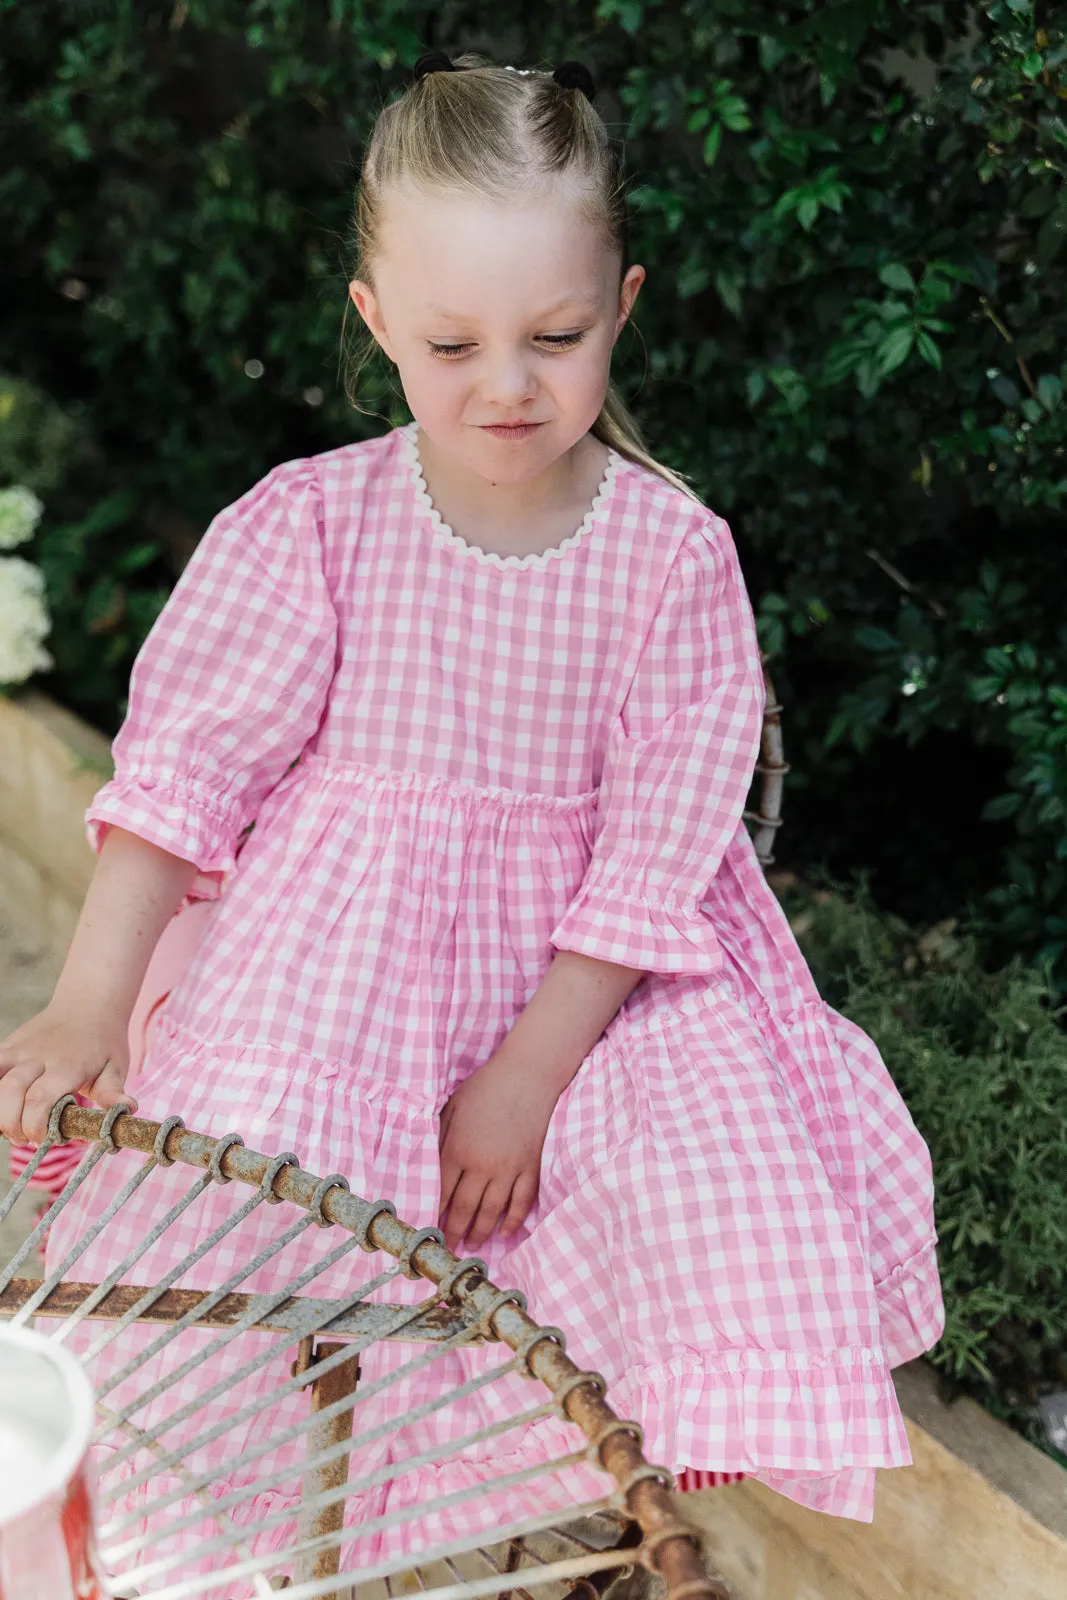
top-left (47, 424), bottom-right (942, 1575)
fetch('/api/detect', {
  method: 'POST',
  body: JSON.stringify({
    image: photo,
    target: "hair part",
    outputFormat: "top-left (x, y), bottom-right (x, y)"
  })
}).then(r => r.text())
top-left (345, 54), bottom-right (697, 501)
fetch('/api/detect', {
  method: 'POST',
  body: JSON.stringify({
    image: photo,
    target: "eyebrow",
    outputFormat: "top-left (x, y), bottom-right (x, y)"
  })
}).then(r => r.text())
top-left (422, 295), bottom-right (600, 322)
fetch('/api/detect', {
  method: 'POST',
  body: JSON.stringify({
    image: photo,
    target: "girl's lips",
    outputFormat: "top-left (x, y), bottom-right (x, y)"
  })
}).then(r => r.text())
top-left (479, 423), bottom-right (544, 440)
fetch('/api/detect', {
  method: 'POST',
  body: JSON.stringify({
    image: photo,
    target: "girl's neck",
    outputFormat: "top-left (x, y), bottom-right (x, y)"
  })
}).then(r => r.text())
top-left (413, 427), bottom-right (610, 561)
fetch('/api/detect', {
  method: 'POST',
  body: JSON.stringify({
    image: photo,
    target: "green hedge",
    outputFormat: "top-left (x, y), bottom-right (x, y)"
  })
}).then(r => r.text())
top-left (783, 877), bottom-right (1067, 1462)
top-left (1, 2), bottom-right (1065, 980)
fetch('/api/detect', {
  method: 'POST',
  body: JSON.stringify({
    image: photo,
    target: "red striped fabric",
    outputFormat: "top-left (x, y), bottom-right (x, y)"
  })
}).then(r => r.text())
top-left (676, 1469), bottom-right (745, 1492)
top-left (8, 1139), bottom-right (85, 1194)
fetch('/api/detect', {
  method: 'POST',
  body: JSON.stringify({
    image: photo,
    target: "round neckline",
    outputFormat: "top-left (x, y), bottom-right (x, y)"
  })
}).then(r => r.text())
top-left (400, 421), bottom-right (620, 573)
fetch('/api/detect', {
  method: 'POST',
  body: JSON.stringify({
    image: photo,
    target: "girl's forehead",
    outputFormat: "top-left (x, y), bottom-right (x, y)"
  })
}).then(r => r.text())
top-left (372, 181), bottom-right (618, 312)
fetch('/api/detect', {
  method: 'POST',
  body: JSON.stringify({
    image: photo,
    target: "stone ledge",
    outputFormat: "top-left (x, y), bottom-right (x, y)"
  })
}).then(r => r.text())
top-left (0, 688), bottom-right (111, 921)
top-left (894, 1357), bottom-right (1067, 1541)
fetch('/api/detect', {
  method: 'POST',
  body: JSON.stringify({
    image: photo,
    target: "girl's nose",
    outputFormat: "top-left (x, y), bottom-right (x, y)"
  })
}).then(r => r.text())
top-left (481, 349), bottom-right (537, 408)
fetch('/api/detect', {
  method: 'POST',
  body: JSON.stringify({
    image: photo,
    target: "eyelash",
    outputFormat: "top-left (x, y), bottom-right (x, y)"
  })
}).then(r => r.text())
top-left (427, 333), bottom-right (587, 360)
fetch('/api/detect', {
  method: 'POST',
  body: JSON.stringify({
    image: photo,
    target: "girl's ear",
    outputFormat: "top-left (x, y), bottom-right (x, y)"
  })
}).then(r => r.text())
top-left (614, 263), bottom-right (645, 342)
top-left (349, 279), bottom-right (396, 361)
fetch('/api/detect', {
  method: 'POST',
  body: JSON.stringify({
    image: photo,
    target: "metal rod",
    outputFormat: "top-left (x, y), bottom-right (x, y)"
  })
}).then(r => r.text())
top-left (293, 1340), bottom-right (361, 1600)
top-left (0, 1277), bottom-right (467, 1339)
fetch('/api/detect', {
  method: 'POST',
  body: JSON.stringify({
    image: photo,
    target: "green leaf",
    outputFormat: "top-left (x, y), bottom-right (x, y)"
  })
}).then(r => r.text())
top-left (1037, 374), bottom-right (1062, 411)
top-left (856, 356), bottom-right (881, 399)
top-left (822, 341), bottom-right (863, 385)
top-left (758, 35), bottom-right (790, 71)
top-left (797, 195), bottom-right (820, 230)
top-left (983, 793), bottom-right (1024, 821)
top-left (825, 710), bottom-right (853, 749)
top-left (991, 374), bottom-right (1022, 407)
top-left (1020, 50), bottom-right (1043, 79)
top-left (677, 258), bottom-right (710, 299)
top-left (597, 0), bottom-right (643, 32)
top-left (115, 541), bottom-right (159, 574)
top-left (703, 122), bottom-right (724, 168)
top-left (768, 366), bottom-right (809, 412)
top-left (718, 96), bottom-right (752, 133)
top-left (879, 263), bottom-right (915, 294)
top-left (714, 265), bottom-right (743, 318)
top-left (917, 330), bottom-right (942, 370)
top-left (855, 625), bottom-right (900, 653)
top-left (876, 325), bottom-right (915, 374)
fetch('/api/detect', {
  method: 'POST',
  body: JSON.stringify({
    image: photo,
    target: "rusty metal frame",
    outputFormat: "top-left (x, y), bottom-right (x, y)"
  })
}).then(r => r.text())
top-left (1, 1100), bottom-right (731, 1600)
top-left (745, 662), bottom-right (789, 868)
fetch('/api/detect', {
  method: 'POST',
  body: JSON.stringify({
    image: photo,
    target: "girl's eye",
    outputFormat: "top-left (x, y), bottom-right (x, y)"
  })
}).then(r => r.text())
top-left (426, 332), bottom-right (587, 360)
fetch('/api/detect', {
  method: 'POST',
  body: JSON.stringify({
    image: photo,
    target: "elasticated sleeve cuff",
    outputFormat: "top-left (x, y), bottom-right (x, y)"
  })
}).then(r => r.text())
top-left (549, 865), bottom-right (723, 975)
top-left (85, 772), bottom-right (249, 901)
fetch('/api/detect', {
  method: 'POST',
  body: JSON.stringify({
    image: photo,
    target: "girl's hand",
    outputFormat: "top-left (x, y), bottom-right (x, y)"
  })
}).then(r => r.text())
top-left (0, 1004), bottom-right (136, 1146)
top-left (437, 1054), bottom-right (561, 1252)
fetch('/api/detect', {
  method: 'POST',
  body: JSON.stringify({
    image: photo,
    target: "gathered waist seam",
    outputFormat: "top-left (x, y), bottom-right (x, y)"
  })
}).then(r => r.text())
top-left (297, 753), bottom-right (599, 812)
top-left (152, 1014), bottom-right (435, 1114)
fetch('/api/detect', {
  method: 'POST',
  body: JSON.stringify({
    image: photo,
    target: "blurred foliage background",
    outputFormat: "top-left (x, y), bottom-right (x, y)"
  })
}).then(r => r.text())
top-left (1, 0), bottom-right (1066, 1445)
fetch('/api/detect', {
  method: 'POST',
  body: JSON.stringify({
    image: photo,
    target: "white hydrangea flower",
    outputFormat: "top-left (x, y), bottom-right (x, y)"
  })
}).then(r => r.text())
top-left (0, 485), bottom-right (44, 550)
top-left (0, 556), bottom-right (53, 685)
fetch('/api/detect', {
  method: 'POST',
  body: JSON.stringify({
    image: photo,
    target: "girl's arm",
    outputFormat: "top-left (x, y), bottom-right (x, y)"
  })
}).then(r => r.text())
top-left (3, 465), bottom-right (337, 1146)
top-left (438, 950), bottom-right (644, 1250)
top-left (0, 827), bottom-right (197, 1144)
top-left (491, 950), bottom-right (643, 1093)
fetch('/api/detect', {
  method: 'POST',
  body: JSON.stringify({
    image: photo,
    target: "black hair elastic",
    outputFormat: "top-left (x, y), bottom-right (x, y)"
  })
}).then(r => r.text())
top-left (413, 51), bottom-right (457, 82)
top-left (552, 61), bottom-right (597, 103)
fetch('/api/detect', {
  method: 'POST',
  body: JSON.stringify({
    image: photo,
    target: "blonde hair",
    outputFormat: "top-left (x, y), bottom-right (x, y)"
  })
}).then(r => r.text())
top-left (346, 53), bottom-right (697, 500)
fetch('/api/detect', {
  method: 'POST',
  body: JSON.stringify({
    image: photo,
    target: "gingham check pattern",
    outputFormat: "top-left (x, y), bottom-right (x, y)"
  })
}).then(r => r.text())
top-left (49, 425), bottom-right (942, 1561)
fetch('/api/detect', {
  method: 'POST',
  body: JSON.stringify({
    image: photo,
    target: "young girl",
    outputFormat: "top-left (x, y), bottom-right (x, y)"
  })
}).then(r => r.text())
top-left (0, 52), bottom-right (942, 1580)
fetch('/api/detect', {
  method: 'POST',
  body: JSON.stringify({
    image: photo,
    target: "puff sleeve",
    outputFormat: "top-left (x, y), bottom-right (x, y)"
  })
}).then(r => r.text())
top-left (85, 461), bottom-right (338, 886)
top-left (549, 514), bottom-right (764, 974)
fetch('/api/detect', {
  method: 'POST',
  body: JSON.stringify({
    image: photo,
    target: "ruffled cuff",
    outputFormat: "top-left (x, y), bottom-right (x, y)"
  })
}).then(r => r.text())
top-left (874, 1240), bottom-right (945, 1369)
top-left (86, 772), bottom-right (247, 902)
top-left (549, 864), bottom-right (723, 975)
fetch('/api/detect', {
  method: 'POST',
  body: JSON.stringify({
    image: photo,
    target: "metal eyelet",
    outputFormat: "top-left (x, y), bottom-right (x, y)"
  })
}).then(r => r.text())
top-left (208, 1132), bottom-right (244, 1183)
top-left (307, 1173), bottom-right (351, 1228)
top-left (259, 1151), bottom-right (301, 1204)
top-left (152, 1114), bottom-right (185, 1166)
top-left (436, 1255), bottom-right (487, 1302)
top-left (474, 1287), bottom-right (528, 1341)
top-left (511, 1324), bottom-right (567, 1377)
top-left (45, 1095), bottom-right (79, 1146)
top-left (397, 1225), bottom-right (446, 1279)
top-left (352, 1195), bottom-right (396, 1249)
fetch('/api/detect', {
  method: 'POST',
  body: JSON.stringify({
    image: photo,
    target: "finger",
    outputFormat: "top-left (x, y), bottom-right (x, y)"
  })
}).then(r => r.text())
top-left (437, 1145), bottom-right (463, 1226)
top-left (465, 1181), bottom-right (511, 1250)
top-left (0, 1063), bottom-right (44, 1145)
top-left (15, 1065), bottom-right (59, 1146)
top-left (437, 1100), bottom-right (453, 1147)
top-left (90, 1061), bottom-right (137, 1115)
top-left (499, 1171), bottom-right (539, 1238)
top-left (442, 1173), bottom-right (489, 1253)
